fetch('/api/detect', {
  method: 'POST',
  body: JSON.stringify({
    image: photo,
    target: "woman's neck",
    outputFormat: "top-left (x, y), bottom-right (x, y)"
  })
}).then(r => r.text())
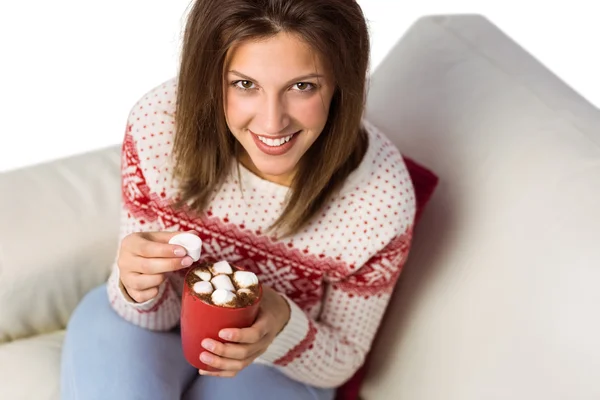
top-left (238, 153), bottom-right (294, 187)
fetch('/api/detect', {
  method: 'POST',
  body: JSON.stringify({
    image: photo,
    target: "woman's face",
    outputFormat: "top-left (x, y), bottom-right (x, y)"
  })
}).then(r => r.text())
top-left (224, 32), bottom-right (335, 186)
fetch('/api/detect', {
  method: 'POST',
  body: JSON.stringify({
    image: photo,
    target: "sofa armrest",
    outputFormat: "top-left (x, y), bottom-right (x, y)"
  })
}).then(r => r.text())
top-left (0, 146), bottom-right (121, 343)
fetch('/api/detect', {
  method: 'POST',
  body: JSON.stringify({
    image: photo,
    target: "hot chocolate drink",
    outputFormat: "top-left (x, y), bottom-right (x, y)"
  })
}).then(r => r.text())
top-left (185, 261), bottom-right (260, 308)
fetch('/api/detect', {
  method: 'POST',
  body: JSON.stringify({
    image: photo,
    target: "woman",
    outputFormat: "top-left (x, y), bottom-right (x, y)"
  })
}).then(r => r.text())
top-left (60, 0), bottom-right (416, 399)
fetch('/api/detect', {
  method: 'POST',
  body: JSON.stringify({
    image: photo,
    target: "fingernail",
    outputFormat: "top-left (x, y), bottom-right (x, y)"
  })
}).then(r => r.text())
top-left (200, 352), bottom-right (212, 363)
top-left (181, 257), bottom-right (193, 267)
top-left (202, 340), bottom-right (214, 351)
top-left (174, 248), bottom-right (186, 257)
top-left (219, 331), bottom-right (232, 340)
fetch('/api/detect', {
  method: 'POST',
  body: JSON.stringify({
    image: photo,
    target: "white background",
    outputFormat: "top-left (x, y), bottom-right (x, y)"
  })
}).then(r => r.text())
top-left (0, 0), bottom-right (598, 172)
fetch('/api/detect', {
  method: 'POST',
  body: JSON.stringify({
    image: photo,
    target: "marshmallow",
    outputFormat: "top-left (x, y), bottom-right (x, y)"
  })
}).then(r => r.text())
top-left (211, 289), bottom-right (237, 307)
top-left (233, 271), bottom-right (259, 288)
top-left (210, 260), bottom-right (233, 275)
top-left (237, 288), bottom-right (254, 296)
top-left (168, 233), bottom-right (202, 262)
top-left (193, 281), bottom-right (213, 295)
top-left (194, 268), bottom-right (212, 281)
top-left (211, 274), bottom-right (235, 292)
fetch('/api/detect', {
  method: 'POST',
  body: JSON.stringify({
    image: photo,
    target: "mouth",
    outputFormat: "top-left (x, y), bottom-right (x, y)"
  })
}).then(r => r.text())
top-left (248, 129), bottom-right (300, 156)
top-left (250, 131), bottom-right (298, 147)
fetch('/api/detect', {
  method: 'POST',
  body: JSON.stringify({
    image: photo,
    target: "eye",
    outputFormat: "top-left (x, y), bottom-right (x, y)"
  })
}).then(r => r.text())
top-left (292, 82), bottom-right (316, 92)
top-left (233, 80), bottom-right (256, 90)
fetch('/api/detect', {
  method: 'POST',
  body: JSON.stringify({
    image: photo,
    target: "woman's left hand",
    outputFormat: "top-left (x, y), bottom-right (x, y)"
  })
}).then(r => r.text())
top-left (198, 286), bottom-right (291, 377)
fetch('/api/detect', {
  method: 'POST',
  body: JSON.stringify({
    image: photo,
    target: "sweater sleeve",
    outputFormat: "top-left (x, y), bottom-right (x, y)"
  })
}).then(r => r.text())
top-left (105, 108), bottom-right (182, 331)
top-left (256, 227), bottom-right (414, 388)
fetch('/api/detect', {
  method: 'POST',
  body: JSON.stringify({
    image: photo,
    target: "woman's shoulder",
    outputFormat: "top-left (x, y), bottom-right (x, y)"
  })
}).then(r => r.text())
top-left (121, 77), bottom-right (180, 198)
top-left (325, 119), bottom-right (417, 255)
top-left (125, 77), bottom-right (178, 138)
top-left (339, 119), bottom-right (416, 208)
top-left (282, 121), bottom-right (416, 274)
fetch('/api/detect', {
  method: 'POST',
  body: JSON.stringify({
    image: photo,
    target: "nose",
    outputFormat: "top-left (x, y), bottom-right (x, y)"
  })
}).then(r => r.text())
top-left (261, 93), bottom-right (290, 135)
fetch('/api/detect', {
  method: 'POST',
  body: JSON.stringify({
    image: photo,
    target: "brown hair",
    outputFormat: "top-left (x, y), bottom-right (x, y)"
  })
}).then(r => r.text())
top-left (173, 0), bottom-right (370, 237)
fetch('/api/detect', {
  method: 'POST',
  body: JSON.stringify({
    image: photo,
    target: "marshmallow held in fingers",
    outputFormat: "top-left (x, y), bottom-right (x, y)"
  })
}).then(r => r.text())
top-left (233, 271), bottom-right (259, 288)
top-left (211, 289), bottom-right (237, 307)
top-left (168, 233), bottom-right (202, 262)
top-left (194, 268), bottom-right (212, 281)
top-left (193, 281), bottom-right (214, 295)
top-left (211, 274), bottom-right (235, 292)
top-left (210, 260), bottom-right (233, 275)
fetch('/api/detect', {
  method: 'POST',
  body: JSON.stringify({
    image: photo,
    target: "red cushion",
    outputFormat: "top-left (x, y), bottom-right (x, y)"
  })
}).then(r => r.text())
top-left (335, 156), bottom-right (439, 400)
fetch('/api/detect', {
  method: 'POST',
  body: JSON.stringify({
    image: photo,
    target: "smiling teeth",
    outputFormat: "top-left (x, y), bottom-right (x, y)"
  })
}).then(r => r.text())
top-left (257, 134), bottom-right (294, 147)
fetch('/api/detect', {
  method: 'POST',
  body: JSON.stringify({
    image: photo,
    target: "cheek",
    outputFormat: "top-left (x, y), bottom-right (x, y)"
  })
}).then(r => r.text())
top-left (290, 95), bottom-right (330, 127)
top-left (226, 93), bottom-right (255, 126)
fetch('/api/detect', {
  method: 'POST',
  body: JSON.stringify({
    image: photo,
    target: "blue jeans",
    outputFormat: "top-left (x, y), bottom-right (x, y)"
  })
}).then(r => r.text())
top-left (60, 284), bottom-right (335, 400)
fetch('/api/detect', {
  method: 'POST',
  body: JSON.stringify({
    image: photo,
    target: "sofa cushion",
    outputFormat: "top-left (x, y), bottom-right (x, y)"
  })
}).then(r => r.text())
top-left (0, 330), bottom-right (65, 400)
top-left (360, 14), bottom-right (600, 400)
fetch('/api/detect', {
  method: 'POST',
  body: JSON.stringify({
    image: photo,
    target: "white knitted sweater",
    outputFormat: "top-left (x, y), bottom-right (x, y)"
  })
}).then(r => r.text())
top-left (107, 78), bottom-right (416, 388)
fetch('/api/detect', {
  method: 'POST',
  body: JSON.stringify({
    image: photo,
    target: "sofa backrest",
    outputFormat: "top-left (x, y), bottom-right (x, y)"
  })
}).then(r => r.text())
top-left (0, 146), bottom-right (121, 342)
top-left (360, 14), bottom-right (600, 400)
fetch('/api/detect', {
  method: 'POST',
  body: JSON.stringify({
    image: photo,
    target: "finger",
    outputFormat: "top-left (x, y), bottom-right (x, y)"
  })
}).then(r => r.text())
top-left (201, 338), bottom-right (266, 361)
top-left (219, 312), bottom-right (269, 344)
top-left (198, 369), bottom-right (237, 378)
top-left (199, 352), bottom-right (248, 372)
top-left (125, 232), bottom-right (192, 258)
top-left (121, 272), bottom-right (166, 291)
top-left (126, 287), bottom-right (159, 303)
top-left (136, 255), bottom-right (194, 274)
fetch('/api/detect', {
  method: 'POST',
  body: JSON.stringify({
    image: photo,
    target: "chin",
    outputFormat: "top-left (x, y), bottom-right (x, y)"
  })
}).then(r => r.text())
top-left (251, 158), bottom-right (296, 178)
top-left (255, 164), bottom-right (294, 178)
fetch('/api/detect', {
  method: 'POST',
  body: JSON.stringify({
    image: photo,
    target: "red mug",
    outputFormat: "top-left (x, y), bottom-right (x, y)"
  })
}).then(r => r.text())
top-left (180, 265), bottom-right (262, 371)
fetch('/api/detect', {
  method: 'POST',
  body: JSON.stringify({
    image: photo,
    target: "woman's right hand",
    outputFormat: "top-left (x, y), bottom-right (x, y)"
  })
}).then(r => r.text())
top-left (117, 231), bottom-right (198, 303)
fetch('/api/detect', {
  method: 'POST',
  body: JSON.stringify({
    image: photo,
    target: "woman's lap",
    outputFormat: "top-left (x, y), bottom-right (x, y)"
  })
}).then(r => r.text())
top-left (184, 363), bottom-right (334, 400)
top-left (60, 284), bottom-right (197, 400)
top-left (61, 284), bottom-right (335, 400)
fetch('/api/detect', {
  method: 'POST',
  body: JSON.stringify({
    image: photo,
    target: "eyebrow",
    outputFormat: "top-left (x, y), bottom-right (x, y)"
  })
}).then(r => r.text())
top-left (228, 70), bottom-right (325, 86)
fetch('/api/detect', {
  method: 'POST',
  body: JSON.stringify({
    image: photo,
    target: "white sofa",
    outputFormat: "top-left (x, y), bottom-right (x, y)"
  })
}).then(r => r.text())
top-left (1, 15), bottom-right (599, 400)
